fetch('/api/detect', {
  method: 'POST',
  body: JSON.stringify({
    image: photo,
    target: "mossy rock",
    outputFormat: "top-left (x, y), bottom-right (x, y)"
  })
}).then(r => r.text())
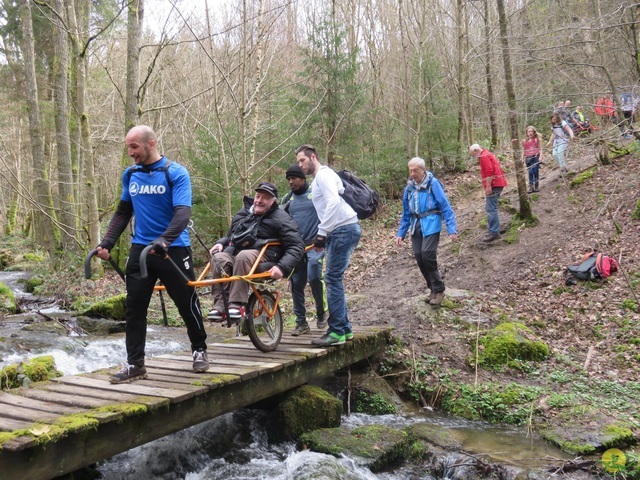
top-left (1, 356), bottom-right (62, 389)
top-left (22, 253), bottom-right (45, 263)
top-left (477, 322), bottom-right (548, 367)
top-left (538, 418), bottom-right (635, 455)
top-left (75, 315), bottom-right (126, 335)
top-left (24, 276), bottom-right (43, 293)
top-left (275, 385), bottom-right (342, 440)
top-left (0, 250), bottom-right (12, 269)
top-left (570, 167), bottom-right (596, 188)
top-left (300, 424), bottom-right (421, 472)
top-left (0, 281), bottom-right (17, 314)
top-left (349, 371), bottom-right (401, 415)
top-left (82, 293), bottom-right (126, 319)
top-left (407, 422), bottom-right (464, 450)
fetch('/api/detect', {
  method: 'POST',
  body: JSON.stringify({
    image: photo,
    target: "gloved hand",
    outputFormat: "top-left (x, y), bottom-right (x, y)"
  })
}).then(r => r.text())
top-left (151, 237), bottom-right (168, 256)
top-left (314, 235), bottom-right (327, 249)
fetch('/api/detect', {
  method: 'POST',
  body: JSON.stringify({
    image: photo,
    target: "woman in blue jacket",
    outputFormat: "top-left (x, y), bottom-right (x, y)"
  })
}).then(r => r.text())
top-left (395, 157), bottom-right (458, 307)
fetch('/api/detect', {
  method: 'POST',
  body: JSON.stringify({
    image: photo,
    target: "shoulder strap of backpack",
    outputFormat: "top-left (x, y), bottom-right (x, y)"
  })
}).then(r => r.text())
top-left (126, 159), bottom-right (174, 189)
top-left (282, 191), bottom-right (293, 204)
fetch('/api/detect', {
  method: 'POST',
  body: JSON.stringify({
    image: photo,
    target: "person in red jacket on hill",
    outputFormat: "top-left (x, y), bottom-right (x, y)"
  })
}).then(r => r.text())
top-left (595, 96), bottom-right (615, 126)
top-left (469, 144), bottom-right (507, 242)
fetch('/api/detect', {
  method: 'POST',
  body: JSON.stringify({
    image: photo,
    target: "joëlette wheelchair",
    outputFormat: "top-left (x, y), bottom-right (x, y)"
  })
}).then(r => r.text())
top-left (85, 241), bottom-right (308, 352)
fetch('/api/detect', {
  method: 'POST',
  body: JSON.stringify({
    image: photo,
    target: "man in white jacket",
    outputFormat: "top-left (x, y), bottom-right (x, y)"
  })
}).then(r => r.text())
top-left (296, 144), bottom-right (362, 347)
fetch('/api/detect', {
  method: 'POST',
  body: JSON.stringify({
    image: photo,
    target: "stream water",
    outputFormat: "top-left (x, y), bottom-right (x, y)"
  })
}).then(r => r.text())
top-left (0, 271), bottom-right (581, 479)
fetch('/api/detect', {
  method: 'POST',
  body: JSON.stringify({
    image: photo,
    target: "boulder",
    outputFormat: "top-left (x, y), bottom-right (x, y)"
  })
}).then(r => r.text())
top-left (275, 385), bottom-right (342, 440)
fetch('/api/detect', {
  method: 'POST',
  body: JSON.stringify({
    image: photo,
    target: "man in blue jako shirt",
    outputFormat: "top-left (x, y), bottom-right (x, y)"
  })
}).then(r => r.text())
top-left (282, 165), bottom-right (327, 336)
top-left (97, 125), bottom-right (208, 383)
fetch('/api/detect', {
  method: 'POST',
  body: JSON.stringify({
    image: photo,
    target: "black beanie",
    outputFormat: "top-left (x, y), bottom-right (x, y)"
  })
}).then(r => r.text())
top-left (285, 165), bottom-right (306, 180)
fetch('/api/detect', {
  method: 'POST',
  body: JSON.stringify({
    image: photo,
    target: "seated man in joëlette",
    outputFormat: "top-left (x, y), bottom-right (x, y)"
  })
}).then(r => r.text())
top-left (207, 182), bottom-right (305, 321)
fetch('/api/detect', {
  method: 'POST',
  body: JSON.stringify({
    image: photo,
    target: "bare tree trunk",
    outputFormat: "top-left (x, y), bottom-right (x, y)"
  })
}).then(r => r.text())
top-left (20, 0), bottom-right (59, 259)
top-left (628, 4), bottom-right (640, 80)
top-left (248, 0), bottom-right (265, 174)
top-left (205, 0), bottom-right (232, 224)
top-left (67, 0), bottom-right (100, 261)
top-left (456, 0), bottom-right (466, 150)
top-left (484, 0), bottom-right (499, 149)
top-left (53, 0), bottom-right (77, 249)
top-left (240, 0), bottom-right (249, 194)
top-left (398, 0), bottom-right (411, 159)
top-left (125, 0), bottom-right (142, 133)
top-left (496, 0), bottom-right (532, 220)
top-left (111, 0), bottom-right (144, 266)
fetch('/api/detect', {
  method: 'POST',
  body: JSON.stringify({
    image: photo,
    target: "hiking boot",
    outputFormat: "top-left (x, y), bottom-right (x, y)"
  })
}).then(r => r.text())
top-left (109, 363), bottom-right (147, 384)
top-left (207, 309), bottom-right (224, 322)
top-left (192, 349), bottom-right (209, 373)
top-left (426, 291), bottom-right (435, 304)
top-left (311, 332), bottom-right (346, 347)
top-left (345, 332), bottom-right (354, 341)
top-left (316, 312), bottom-right (327, 329)
top-left (482, 233), bottom-right (501, 242)
top-left (291, 323), bottom-right (311, 336)
top-left (534, 182), bottom-right (539, 192)
top-left (430, 291), bottom-right (445, 307)
top-left (527, 186), bottom-right (533, 194)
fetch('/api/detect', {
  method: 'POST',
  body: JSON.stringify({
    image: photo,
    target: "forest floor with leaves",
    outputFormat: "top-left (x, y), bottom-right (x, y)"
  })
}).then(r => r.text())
top-left (345, 135), bottom-right (640, 475)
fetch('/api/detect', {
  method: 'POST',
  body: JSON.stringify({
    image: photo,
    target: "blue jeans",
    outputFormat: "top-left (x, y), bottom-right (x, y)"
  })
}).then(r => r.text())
top-left (290, 249), bottom-right (326, 325)
top-left (325, 222), bottom-right (362, 336)
top-left (485, 187), bottom-right (503, 235)
top-left (525, 155), bottom-right (539, 187)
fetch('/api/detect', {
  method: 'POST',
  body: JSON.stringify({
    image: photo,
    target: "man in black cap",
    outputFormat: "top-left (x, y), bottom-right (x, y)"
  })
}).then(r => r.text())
top-left (207, 182), bottom-right (304, 320)
top-left (282, 165), bottom-right (327, 335)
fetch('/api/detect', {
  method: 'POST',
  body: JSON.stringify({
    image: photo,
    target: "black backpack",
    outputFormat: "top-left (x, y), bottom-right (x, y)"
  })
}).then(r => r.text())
top-left (336, 169), bottom-right (379, 220)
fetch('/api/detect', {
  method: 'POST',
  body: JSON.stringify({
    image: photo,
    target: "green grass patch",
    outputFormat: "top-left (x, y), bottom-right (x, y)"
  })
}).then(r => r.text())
top-left (570, 167), bottom-right (596, 188)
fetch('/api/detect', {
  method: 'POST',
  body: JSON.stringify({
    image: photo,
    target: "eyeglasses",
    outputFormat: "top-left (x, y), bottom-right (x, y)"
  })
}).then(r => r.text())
top-left (295, 144), bottom-right (317, 155)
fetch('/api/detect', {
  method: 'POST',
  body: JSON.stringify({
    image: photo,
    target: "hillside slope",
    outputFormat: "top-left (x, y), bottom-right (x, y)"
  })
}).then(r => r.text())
top-left (347, 138), bottom-right (640, 471)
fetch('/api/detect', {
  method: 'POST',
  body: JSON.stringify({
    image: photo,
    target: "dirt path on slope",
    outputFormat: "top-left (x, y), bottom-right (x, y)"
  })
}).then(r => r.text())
top-left (348, 137), bottom-right (640, 385)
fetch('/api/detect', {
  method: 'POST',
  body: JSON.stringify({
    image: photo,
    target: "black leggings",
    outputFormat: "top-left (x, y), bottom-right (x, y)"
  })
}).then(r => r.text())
top-left (124, 244), bottom-right (207, 366)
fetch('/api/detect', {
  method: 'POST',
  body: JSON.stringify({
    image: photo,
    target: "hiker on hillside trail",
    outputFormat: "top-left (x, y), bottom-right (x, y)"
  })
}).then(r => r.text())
top-left (521, 126), bottom-right (543, 193)
top-left (469, 144), bottom-right (507, 243)
top-left (395, 157), bottom-right (458, 307)
top-left (547, 113), bottom-right (574, 174)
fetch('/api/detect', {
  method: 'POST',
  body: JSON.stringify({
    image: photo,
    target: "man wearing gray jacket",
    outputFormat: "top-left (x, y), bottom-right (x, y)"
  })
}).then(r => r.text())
top-left (282, 165), bottom-right (327, 336)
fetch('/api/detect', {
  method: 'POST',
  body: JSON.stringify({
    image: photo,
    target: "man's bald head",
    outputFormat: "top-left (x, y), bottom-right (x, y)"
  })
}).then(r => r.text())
top-left (125, 125), bottom-right (161, 165)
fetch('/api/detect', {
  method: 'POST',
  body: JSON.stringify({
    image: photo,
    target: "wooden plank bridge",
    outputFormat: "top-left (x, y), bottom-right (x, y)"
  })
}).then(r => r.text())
top-left (0, 326), bottom-right (391, 480)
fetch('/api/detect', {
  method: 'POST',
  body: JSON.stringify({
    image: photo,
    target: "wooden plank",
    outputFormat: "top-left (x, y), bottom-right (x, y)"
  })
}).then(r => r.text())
top-left (145, 358), bottom-right (258, 375)
top-left (150, 355), bottom-right (283, 374)
top-left (203, 347), bottom-right (301, 367)
top-left (52, 376), bottom-right (194, 403)
top-left (0, 403), bottom-right (61, 423)
top-left (159, 353), bottom-right (284, 370)
top-left (38, 383), bottom-right (166, 407)
top-left (210, 341), bottom-right (326, 356)
top-left (0, 417), bottom-right (34, 431)
top-left (19, 388), bottom-right (114, 408)
top-left (226, 338), bottom-right (329, 355)
top-left (0, 391), bottom-right (85, 416)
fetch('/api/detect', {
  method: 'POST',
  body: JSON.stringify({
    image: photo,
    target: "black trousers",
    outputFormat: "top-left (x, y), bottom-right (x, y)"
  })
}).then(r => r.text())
top-left (410, 225), bottom-right (445, 293)
top-left (124, 244), bottom-right (207, 366)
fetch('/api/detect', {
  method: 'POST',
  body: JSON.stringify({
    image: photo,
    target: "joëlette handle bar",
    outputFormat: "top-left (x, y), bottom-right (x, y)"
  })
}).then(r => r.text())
top-left (139, 242), bottom-right (314, 287)
top-left (84, 249), bottom-right (126, 281)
